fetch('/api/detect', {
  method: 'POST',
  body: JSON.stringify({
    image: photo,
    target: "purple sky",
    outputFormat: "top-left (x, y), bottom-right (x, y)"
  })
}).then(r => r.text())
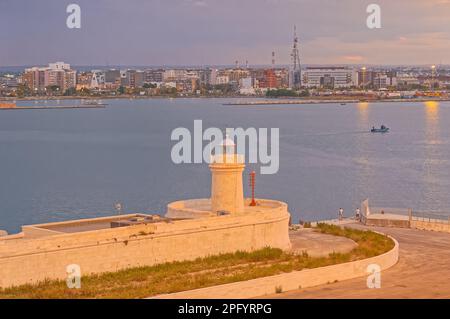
top-left (1, 0), bottom-right (449, 66)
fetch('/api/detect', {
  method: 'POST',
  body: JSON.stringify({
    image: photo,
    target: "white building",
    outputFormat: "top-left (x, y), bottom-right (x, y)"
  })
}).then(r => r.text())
top-left (302, 67), bottom-right (355, 88)
top-left (163, 69), bottom-right (187, 82)
top-left (239, 77), bottom-right (253, 89)
top-left (209, 69), bottom-right (218, 85)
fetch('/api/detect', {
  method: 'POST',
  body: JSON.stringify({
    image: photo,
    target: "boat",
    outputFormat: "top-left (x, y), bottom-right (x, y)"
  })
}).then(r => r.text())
top-left (371, 125), bottom-right (389, 133)
top-left (340, 103), bottom-right (347, 106)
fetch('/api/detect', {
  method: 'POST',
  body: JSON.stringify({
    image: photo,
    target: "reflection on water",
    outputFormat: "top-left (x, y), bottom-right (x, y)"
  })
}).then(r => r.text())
top-left (354, 102), bottom-right (372, 204)
top-left (424, 101), bottom-right (440, 143)
top-left (357, 102), bottom-right (369, 125)
top-left (422, 101), bottom-right (442, 209)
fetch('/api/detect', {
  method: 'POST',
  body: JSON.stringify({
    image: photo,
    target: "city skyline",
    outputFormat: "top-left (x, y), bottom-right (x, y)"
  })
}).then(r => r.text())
top-left (1, 0), bottom-right (450, 67)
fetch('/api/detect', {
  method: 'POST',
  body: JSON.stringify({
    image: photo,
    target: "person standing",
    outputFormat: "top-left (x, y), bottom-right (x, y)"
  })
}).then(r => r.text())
top-left (339, 208), bottom-right (344, 221)
top-left (355, 208), bottom-right (361, 221)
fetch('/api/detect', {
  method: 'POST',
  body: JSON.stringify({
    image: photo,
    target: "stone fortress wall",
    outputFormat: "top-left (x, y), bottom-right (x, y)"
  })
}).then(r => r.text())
top-left (0, 203), bottom-right (290, 288)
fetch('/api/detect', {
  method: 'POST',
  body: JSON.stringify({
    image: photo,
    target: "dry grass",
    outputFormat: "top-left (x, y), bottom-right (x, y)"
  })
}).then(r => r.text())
top-left (0, 224), bottom-right (394, 299)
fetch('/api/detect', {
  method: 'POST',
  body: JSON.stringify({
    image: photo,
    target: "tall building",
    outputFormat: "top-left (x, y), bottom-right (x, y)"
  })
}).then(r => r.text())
top-left (357, 68), bottom-right (375, 88)
top-left (22, 62), bottom-right (76, 93)
top-left (22, 67), bottom-right (46, 92)
top-left (126, 70), bottom-right (144, 88)
top-left (105, 70), bottom-right (121, 84)
top-left (259, 69), bottom-right (277, 88)
top-left (163, 69), bottom-right (187, 82)
top-left (144, 69), bottom-right (164, 83)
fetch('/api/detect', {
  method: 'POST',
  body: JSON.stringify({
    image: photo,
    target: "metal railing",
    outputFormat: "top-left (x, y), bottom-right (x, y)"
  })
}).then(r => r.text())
top-left (411, 211), bottom-right (450, 225)
top-left (360, 199), bottom-right (450, 226)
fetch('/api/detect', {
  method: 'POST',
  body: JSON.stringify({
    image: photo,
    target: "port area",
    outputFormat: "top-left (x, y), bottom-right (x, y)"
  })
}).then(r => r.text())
top-left (0, 105), bottom-right (106, 110)
top-left (222, 97), bottom-right (450, 106)
top-left (223, 99), bottom-right (359, 106)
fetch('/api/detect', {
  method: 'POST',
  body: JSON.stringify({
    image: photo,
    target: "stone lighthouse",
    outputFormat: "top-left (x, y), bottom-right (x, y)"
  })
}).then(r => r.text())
top-left (209, 135), bottom-right (245, 215)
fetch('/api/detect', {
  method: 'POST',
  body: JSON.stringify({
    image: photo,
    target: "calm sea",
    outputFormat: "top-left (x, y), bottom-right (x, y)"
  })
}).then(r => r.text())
top-left (1, 98), bottom-right (449, 233)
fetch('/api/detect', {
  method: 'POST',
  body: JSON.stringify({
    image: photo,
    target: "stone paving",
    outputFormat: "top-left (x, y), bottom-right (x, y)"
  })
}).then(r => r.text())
top-left (269, 224), bottom-right (450, 299)
top-left (289, 228), bottom-right (357, 257)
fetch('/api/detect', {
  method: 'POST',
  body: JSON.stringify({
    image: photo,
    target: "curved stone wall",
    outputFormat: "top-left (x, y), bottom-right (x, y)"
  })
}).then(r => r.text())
top-left (154, 236), bottom-right (399, 299)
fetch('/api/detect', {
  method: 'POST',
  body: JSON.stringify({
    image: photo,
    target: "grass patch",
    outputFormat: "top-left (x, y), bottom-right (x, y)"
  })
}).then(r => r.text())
top-left (0, 224), bottom-right (394, 299)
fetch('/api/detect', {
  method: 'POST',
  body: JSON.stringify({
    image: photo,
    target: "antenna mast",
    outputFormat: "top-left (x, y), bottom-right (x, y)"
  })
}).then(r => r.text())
top-left (291, 25), bottom-right (302, 89)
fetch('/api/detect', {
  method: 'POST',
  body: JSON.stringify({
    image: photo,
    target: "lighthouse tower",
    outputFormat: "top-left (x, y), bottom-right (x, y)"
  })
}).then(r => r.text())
top-left (209, 135), bottom-right (245, 215)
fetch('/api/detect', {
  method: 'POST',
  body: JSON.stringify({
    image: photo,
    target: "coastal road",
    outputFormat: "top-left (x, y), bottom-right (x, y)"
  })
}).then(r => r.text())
top-left (269, 225), bottom-right (450, 298)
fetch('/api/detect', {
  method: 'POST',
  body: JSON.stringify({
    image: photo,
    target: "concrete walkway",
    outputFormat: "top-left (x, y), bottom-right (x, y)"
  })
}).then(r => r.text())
top-left (269, 224), bottom-right (450, 299)
top-left (289, 228), bottom-right (357, 257)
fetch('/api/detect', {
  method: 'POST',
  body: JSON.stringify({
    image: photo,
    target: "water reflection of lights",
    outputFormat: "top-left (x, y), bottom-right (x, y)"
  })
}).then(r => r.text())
top-left (357, 102), bottom-right (369, 124)
top-left (423, 101), bottom-right (441, 206)
top-left (424, 101), bottom-right (439, 119)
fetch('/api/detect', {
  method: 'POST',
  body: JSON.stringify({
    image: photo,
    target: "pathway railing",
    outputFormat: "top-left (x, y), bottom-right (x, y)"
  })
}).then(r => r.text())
top-left (360, 198), bottom-right (450, 226)
top-left (411, 211), bottom-right (450, 225)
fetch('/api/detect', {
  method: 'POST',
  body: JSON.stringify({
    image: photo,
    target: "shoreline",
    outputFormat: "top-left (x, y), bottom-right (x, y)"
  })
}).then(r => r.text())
top-left (1, 95), bottom-right (449, 105)
top-left (223, 98), bottom-right (450, 106)
top-left (0, 105), bottom-right (106, 111)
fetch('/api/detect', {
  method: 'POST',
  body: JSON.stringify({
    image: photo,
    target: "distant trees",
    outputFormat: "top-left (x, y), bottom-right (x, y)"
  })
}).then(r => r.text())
top-left (46, 85), bottom-right (61, 95)
top-left (159, 87), bottom-right (177, 95)
top-left (64, 87), bottom-right (77, 96)
top-left (15, 84), bottom-right (31, 97)
top-left (298, 89), bottom-right (310, 97)
top-left (213, 83), bottom-right (236, 94)
top-left (143, 83), bottom-right (157, 89)
top-left (117, 86), bottom-right (126, 94)
top-left (79, 87), bottom-right (91, 96)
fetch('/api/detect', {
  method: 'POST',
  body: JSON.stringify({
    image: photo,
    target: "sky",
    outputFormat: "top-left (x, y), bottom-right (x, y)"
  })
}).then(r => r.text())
top-left (1, 0), bottom-right (450, 67)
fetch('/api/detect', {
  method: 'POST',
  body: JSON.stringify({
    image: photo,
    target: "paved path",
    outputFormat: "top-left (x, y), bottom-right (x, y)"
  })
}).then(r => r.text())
top-left (289, 228), bottom-right (357, 257)
top-left (270, 225), bottom-right (450, 299)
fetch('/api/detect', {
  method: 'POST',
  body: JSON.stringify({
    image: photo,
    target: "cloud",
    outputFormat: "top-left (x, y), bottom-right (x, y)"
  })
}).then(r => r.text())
top-left (342, 55), bottom-right (364, 62)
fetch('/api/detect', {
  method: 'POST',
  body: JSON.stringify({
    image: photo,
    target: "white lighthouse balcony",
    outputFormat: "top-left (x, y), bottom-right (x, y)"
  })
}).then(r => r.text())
top-left (209, 154), bottom-right (245, 164)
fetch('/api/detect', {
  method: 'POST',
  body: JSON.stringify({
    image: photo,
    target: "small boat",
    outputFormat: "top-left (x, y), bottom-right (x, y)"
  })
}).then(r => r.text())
top-left (340, 103), bottom-right (347, 106)
top-left (371, 125), bottom-right (389, 133)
